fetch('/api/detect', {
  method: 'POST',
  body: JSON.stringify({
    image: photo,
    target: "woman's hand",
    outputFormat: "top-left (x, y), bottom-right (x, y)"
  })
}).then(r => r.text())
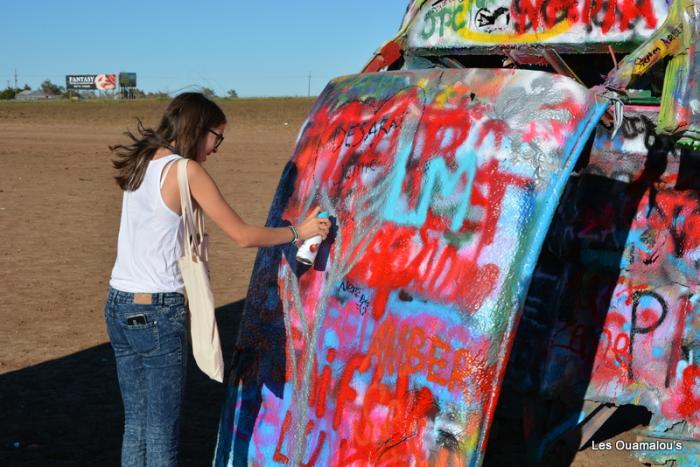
top-left (295, 207), bottom-right (331, 241)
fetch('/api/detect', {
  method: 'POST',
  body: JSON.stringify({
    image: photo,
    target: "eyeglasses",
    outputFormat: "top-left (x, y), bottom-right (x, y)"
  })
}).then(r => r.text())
top-left (208, 128), bottom-right (224, 149)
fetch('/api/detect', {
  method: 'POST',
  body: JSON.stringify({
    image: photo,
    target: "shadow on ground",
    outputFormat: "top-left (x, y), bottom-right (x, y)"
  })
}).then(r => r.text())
top-left (0, 300), bottom-right (245, 467)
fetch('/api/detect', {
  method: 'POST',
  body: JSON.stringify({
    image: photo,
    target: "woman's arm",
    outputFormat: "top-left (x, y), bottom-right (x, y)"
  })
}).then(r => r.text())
top-left (186, 160), bottom-right (329, 248)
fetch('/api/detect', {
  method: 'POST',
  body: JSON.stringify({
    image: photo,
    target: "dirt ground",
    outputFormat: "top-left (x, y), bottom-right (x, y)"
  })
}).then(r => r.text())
top-left (0, 98), bottom-right (650, 465)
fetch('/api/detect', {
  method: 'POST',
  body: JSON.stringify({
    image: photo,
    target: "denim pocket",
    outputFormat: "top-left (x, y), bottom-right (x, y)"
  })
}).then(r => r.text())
top-left (121, 312), bottom-right (160, 355)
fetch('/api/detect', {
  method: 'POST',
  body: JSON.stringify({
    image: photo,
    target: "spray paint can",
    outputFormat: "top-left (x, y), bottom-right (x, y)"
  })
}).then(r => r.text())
top-left (296, 211), bottom-right (329, 266)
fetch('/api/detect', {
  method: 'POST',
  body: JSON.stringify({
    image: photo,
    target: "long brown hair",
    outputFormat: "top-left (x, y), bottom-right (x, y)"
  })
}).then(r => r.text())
top-left (110, 92), bottom-right (227, 191)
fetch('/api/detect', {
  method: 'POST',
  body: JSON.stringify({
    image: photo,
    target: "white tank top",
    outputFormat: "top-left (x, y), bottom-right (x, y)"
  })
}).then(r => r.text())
top-left (110, 154), bottom-right (185, 293)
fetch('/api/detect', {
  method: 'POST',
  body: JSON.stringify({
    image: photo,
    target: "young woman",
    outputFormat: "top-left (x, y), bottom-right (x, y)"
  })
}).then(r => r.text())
top-left (104, 92), bottom-right (329, 466)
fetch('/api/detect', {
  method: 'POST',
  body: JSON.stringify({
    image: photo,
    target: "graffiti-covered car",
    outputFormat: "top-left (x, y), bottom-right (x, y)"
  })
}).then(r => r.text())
top-left (214, 1), bottom-right (699, 466)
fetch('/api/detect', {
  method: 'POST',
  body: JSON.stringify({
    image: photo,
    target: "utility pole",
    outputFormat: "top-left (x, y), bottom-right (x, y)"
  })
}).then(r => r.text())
top-left (307, 72), bottom-right (311, 97)
top-left (14, 69), bottom-right (17, 89)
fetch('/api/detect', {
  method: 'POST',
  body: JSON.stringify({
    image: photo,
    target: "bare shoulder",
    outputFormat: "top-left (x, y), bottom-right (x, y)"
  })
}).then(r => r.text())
top-left (185, 159), bottom-right (208, 179)
top-left (185, 159), bottom-right (220, 194)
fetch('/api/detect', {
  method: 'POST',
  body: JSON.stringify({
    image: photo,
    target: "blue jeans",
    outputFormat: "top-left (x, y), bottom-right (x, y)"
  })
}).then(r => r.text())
top-left (104, 287), bottom-right (188, 467)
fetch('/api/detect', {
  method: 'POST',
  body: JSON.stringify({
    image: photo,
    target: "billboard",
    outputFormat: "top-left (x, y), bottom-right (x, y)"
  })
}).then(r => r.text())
top-left (118, 72), bottom-right (137, 87)
top-left (65, 74), bottom-right (116, 90)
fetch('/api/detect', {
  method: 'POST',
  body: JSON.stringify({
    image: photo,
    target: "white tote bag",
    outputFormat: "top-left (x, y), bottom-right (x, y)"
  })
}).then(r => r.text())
top-left (176, 159), bottom-right (224, 382)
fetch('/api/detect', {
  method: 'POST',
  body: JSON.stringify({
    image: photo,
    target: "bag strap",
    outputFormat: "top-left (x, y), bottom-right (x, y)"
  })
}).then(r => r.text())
top-left (177, 159), bottom-right (204, 261)
top-left (160, 158), bottom-right (177, 188)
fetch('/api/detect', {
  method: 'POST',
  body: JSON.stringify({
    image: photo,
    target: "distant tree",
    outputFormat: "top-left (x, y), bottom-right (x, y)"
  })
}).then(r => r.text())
top-left (0, 87), bottom-right (16, 100)
top-left (147, 91), bottom-right (170, 99)
top-left (41, 79), bottom-right (64, 96)
top-left (22, 84), bottom-right (31, 91)
top-left (201, 87), bottom-right (216, 99)
top-left (226, 89), bottom-right (238, 99)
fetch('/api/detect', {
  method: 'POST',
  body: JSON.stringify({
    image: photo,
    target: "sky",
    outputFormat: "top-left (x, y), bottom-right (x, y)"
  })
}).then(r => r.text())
top-left (1, 1), bottom-right (409, 97)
